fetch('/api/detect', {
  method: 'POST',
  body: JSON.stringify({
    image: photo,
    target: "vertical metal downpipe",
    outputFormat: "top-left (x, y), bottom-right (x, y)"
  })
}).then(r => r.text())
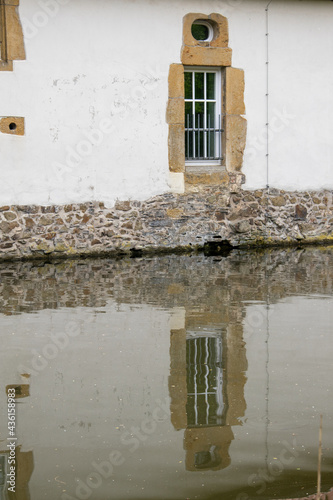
top-left (265, 0), bottom-right (274, 236)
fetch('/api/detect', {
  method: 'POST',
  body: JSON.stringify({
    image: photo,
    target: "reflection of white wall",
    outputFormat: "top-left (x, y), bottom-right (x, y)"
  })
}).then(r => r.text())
top-left (0, 1), bottom-right (333, 207)
top-left (0, 303), bottom-right (186, 499)
top-left (239, 298), bottom-right (333, 476)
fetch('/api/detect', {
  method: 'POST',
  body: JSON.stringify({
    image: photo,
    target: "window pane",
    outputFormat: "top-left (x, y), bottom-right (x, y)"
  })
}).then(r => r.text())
top-left (184, 72), bottom-right (192, 100)
top-left (206, 72), bottom-right (215, 100)
top-left (191, 23), bottom-right (209, 41)
top-left (185, 102), bottom-right (193, 128)
top-left (194, 102), bottom-right (204, 127)
top-left (207, 102), bottom-right (215, 127)
top-left (194, 72), bottom-right (204, 100)
top-left (185, 127), bottom-right (194, 159)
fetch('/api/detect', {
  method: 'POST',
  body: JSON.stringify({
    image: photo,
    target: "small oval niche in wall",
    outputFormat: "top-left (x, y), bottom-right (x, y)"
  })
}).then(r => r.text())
top-left (0, 117), bottom-right (25, 136)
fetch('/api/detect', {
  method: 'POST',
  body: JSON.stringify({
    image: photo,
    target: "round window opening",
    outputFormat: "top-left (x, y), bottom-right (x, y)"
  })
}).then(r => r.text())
top-left (191, 20), bottom-right (214, 42)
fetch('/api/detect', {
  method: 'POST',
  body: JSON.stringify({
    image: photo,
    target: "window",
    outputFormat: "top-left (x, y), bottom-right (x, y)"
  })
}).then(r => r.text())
top-left (191, 20), bottom-right (214, 42)
top-left (186, 330), bottom-right (227, 427)
top-left (184, 67), bottom-right (222, 165)
top-left (167, 13), bottom-right (246, 191)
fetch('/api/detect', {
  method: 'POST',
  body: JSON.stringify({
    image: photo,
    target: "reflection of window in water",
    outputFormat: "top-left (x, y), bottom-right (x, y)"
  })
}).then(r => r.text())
top-left (186, 329), bottom-right (228, 427)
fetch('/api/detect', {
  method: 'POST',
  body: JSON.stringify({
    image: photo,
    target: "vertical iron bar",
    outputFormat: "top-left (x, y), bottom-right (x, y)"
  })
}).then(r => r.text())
top-left (219, 114), bottom-right (221, 160)
top-left (192, 72), bottom-right (195, 159)
top-left (198, 114), bottom-right (200, 159)
top-left (204, 71), bottom-right (207, 159)
top-left (208, 115), bottom-right (211, 160)
top-left (194, 339), bottom-right (198, 426)
top-left (187, 114), bottom-right (189, 160)
top-left (205, 337), bottom-right (209, 424)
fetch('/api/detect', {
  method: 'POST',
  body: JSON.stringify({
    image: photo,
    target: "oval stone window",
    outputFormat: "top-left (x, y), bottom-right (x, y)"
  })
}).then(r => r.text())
top-left (191, 21), bottom-right (213, 42)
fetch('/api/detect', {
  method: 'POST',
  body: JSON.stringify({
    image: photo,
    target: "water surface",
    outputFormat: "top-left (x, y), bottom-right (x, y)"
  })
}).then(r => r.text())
top-left (0, 247), bottom-right (332, 500)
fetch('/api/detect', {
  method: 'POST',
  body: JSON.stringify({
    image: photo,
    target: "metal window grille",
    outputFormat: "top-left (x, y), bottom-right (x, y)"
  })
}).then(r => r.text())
top-left (184, 69), bottom-right (223, 163)
top-left (186, 332), bottom-right (226, 427)
top-left (185, 113), bottom-right (223, 161)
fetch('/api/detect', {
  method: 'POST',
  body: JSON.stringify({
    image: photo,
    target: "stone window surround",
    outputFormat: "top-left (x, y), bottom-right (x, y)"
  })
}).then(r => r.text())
top-left (0, 0), bottom-right (25, 72)
top-left (167, 13), bottom-right (247, 190)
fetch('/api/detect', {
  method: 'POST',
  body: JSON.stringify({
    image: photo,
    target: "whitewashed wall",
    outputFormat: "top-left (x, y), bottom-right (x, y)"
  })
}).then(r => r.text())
top-left (0, 0), bottom-right (332, 207)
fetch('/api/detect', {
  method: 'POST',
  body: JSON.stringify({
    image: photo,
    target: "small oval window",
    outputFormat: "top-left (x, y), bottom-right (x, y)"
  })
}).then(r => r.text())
top-left (191, 21), bottom-right (213, 42)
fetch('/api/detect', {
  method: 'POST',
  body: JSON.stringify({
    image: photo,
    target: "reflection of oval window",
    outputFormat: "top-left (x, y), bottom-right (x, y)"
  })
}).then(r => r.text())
top-left (191, 20), bottom-right (213, 42)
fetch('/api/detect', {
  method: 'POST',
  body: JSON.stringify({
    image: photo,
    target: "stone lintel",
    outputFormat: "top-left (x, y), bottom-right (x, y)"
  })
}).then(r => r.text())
top-left (181, 46), bottom-right (232, 67)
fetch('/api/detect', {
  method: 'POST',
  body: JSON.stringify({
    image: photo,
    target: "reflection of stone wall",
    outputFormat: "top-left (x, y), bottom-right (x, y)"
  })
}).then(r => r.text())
top-left (0, 188), bottom-right (333, 261)
top-left (1, 247), bottom-right (333, 316)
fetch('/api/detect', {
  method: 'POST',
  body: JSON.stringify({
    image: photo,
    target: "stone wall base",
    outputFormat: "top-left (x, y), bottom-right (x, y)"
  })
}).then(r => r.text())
top-left (1, 187), bottom-right (333, 261)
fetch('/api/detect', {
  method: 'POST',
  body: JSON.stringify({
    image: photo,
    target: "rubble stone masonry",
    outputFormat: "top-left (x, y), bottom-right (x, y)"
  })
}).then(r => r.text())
top-left (1, 186), bottom-right (333, 261)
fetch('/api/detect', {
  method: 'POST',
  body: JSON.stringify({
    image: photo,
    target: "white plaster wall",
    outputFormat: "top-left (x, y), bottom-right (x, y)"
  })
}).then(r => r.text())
top-left (234, 0), bottom-right (333, 190)
top-left (0, 0), bottom-right (333, 207)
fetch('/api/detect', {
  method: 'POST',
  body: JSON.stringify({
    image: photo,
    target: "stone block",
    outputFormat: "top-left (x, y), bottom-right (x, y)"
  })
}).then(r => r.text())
top-left (115, 201), bottom-right (131, 211)
top-left (168, 64), bottom-right (184, 99)
top-left (295, 204), bottom-right (307, 220)
top-left (181, 46), bottom-right (232, 66)
top-left (39, 216), bottom-right (53, 226)
top-left (167, 208), bottom-right (184, 219)
top-left (168, 124), bottom-right (185, 173)
top-left (3, 211), bottom-right (17, 221)
top-left (0, 116), bottom-right (24, 135)
top-left (0, 60), bottom-right (13, 71)
top-left (185, 170), bottom-right (229, 191)
top-left (166, 98), bottom-right (184, 125)
top-left (225, 115), bottom-right (247, 172)
top-left (182, 13), bottom-right (229, 48)
top-left (4, 4), bottom-right (25, 61)
top-left (271, 196), bottom-right (286, 207)
top-left (225, 67), bottom-right (245, 115)
top-left (0, 220), bottom-right (19, 233)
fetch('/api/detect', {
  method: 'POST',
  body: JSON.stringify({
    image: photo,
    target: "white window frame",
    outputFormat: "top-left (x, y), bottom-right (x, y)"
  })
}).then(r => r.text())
top-left (184, 66), bottom-right (222, 167)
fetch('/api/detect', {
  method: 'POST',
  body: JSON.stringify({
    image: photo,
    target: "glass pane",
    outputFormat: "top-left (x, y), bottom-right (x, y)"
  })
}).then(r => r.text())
top-left (207, 131), bottom-right (215, 158)
top-left (195, 102), bottom-right (204, 127)
top-left (185, 103), bottom-right (194, 159)
top-left (195, 129), bottom-right (204, 158)
top-left (207, 102), bottom-right (215, 128)
top-left (206, 73), bottom-right (215, 100)
top-left (191, 23), bottom-right (209, 41)
top-left (194, 73), bottom-right (204, 100)
top-left (185, 102), bottom-right (193, 128)
top-left (185, 127), bottom-right (194, 160)
top-left (184, 72), bottom-right (192, 100)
